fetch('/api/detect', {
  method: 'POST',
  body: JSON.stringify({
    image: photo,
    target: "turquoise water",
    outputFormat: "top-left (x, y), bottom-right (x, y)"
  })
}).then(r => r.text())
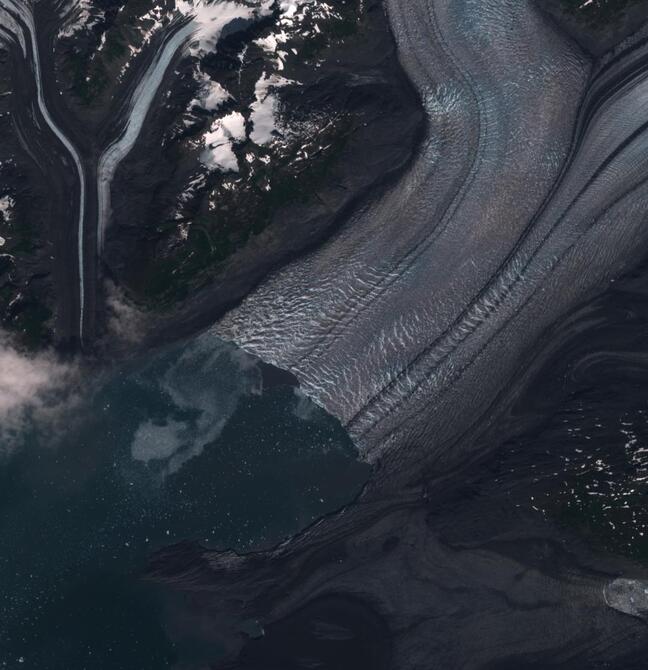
top-left (0, 335), bottom-right (368, 669)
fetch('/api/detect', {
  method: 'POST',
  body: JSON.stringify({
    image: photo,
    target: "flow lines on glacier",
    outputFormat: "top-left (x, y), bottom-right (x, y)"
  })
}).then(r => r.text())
top-left (96, 20), bottom-right (195, 255)
top-left (0, 0), bottom-right (87, 343)
top-left (348, 56), bottom-right (648, 448)
top-left (288, 0), bottom-right (489, 370)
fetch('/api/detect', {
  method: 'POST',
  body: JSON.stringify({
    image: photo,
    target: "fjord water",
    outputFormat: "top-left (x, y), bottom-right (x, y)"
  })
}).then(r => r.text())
top-left (0, 335), bottom-right (369, 669)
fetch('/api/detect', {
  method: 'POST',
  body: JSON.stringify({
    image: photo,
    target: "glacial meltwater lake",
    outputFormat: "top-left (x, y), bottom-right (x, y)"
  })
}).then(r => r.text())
top-left (0, 333), bottom-right (369, 669)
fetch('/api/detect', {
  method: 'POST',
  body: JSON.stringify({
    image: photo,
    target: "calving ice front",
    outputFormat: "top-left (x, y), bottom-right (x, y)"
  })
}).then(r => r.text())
top-left (0, 323), bottom-right (366, 669)
top-left (5, 0), bottom-right (648, 668)
top-left (195, 0), bottom-right (648, 664)
top-left (216, 0), bottom-right (648, 464)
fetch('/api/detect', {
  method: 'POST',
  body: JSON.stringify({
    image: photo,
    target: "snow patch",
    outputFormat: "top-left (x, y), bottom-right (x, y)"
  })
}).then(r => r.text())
top-left (0, 195), bottom-right (14, 222)
top-left (249, 72), bottom-right (294, 145)
top-left (277, 0), bottom-right (339, 29)
top-left (0, 195), bottom-right (14, 247)
top-left (58, 0), bottom-right (101, 39)
top-left (191, 69), bottom-right (231, 111)
top-left (201, 111), bottom-right (246, 172)
top-left (177, 0), bottom-right (274, 57)
top-left (120, 4), bottom-right (172, 69)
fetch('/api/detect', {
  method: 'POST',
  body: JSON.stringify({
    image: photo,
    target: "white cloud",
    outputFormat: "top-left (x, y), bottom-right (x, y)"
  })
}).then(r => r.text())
top-left (0, 335), bottom-right (80, 455)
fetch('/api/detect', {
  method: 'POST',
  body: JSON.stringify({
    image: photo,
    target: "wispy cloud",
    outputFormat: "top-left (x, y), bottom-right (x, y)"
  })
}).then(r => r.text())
top-left (105, 280), bottom-right (148, 345)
